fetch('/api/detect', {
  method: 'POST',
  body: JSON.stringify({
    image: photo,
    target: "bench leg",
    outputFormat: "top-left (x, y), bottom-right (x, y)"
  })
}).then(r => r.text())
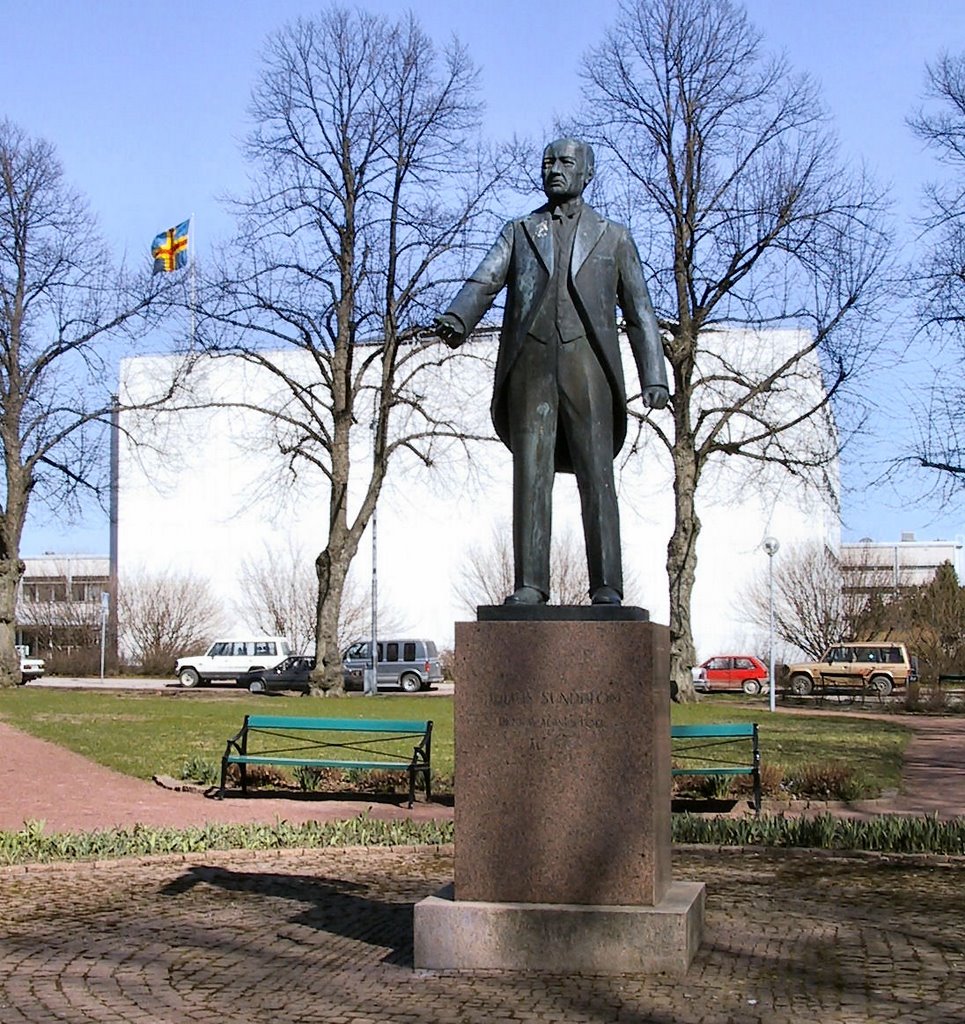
top-left (218, 757), bottom-right (228, 799)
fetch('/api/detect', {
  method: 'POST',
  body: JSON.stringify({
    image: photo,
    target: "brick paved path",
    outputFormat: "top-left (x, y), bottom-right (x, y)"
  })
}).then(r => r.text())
top-left (1, 845), bottom-right (964, 1024)
top-left (0, 721), bottom-right (452, 832)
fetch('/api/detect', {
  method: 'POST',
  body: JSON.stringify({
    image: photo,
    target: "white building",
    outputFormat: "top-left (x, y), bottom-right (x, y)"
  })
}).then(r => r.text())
top-left (16, 555), bottom-right (111, 663)
top-left (841, 533), bottom-right (965, 595)
top-left (116, 328), bottom-right (838, 658)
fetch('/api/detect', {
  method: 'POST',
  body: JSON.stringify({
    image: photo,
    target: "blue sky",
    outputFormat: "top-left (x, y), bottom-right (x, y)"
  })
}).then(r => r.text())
top-left (4, 0), bottom-right (965, 553)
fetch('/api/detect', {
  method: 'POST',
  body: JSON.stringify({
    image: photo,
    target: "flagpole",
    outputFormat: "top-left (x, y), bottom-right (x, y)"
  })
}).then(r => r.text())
top-left (189, 211), bottom-right (197, 347)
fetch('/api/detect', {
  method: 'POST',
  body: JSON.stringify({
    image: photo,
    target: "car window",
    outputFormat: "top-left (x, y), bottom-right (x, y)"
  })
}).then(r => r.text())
top-left (385, 642), bottom-right (400, 662)
top-left (280, 641), bottom-right (292, 656)
top-left (706, 657), bottom-right (730, 670)
top-left (734, 658), bottom-right (754, 669)
top-left (345, 642), bottom-right (368, 659)
top-left (855, 647), bottom-right (877, 662)
top-left (253, 642), bottom-right (275, 656)
top-left (403, 642), bottom-right (416, 661)
top-left (209, 642), bottom-right (230, 656)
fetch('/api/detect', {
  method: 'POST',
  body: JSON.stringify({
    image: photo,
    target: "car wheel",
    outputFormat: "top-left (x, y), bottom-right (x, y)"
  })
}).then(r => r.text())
top-left (179, 667), bottom-right (201, 688)
top-left (248, 678), bottom-right (267, 694)
top-left (742, 679), bottom-right (762, 695)
top-left (790, 673), bottom-right (813, 697)
top-left (400, 672), bottom-right (422, 694)
top-left (870, 674), bottom-right (893, 697)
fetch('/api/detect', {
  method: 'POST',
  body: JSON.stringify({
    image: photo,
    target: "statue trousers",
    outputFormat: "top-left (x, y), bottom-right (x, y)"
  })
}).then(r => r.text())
top-left (506, 333), bottom-right (623, 599)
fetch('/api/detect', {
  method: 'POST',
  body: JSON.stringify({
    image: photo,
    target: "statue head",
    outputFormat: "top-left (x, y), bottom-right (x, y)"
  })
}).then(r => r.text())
top-left (541, 138), bottom-right (595, 203)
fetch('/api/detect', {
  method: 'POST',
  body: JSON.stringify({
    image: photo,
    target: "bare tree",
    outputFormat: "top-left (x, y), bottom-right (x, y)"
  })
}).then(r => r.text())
top-left (905, 52), bottom-right (965, 492)
top-left (197, 8), bottom-right (507, 695)
top-left (737, 540), bottom-right (899, 661)
top-left (236, 540), bottom-right (317, 655)
top-left (118, 567), bottom-right (223, 675)
top-left (235, 539), bottom-right (394, 654)
top-left (0, 119), bottom-right (176, 687)
top-left (455, 524), bottom-right (638, 611)
top-left (575, 0), bottom-right (892, 699)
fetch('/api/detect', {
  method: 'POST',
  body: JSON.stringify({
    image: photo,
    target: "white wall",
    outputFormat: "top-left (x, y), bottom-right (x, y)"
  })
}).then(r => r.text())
top-left (118, 328), bottom-right (838, 658)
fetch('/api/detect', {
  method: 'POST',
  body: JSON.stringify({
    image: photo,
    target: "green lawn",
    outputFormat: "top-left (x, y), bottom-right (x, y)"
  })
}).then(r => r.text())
top-left (0, 689), bottom-right (454, 781)
top-left (670, 700), bottom-right (910, 790)
top-left (0, 689), bottom-right (909, 793)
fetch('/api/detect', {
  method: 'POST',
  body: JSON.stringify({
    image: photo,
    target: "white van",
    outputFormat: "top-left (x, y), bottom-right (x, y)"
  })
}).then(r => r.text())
top-left (174, 637), bottom-right (293, 687)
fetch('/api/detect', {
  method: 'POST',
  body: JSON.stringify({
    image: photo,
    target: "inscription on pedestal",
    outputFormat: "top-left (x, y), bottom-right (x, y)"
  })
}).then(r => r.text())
top-left (490, 686), bottom-right (620, 751)
top-left (453, 618), bottom-right (671, 907)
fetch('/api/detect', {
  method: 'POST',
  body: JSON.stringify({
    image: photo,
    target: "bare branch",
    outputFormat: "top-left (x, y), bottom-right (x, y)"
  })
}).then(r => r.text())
top-left (572, 0), bottom-right (892, 700)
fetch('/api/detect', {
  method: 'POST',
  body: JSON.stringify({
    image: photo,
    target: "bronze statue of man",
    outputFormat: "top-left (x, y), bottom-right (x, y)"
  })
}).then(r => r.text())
top-left (435, 138), bottom-right (669, 607)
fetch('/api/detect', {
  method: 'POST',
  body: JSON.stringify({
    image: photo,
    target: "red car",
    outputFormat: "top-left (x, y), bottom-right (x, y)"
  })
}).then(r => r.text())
top-left (693, 655), bottom-right (769, 695)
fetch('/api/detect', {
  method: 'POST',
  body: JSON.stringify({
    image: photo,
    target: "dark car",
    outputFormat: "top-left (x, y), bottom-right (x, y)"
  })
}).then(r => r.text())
top-left (243, 655), bottom-right (315, 694)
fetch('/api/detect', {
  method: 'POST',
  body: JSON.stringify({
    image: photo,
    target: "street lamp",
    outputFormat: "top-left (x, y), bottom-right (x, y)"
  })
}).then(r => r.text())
top-left (763, 537), bottom-right (780, 712)
top-left (364, 403), bottom-right (379, 696)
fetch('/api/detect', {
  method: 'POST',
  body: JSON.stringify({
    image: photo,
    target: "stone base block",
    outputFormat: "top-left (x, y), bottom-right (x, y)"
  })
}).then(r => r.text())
top-left (413, 881), bottom-right (705, 976)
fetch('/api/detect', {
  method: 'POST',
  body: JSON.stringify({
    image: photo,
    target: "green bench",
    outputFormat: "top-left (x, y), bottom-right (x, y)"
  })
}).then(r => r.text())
top-left (218, 715), bottom-right (433, 807)
top-left (671, 722), bottom-right (761, 815)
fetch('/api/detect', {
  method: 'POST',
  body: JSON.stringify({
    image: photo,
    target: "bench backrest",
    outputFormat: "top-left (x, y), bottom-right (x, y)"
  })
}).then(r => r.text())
top-left (671, 723), bottom-right (757, 738)
top-left (244, 715), bottom-right (429, 734)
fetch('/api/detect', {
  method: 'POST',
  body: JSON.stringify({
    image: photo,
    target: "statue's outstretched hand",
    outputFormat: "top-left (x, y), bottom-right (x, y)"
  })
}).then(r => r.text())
top-left (642, 385), bottom-right (670, 410)
top-left (432, 315), bottom-right (465, 349)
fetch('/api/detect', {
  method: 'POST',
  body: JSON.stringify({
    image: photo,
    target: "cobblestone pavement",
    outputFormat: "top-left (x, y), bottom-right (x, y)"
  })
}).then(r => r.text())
top-left (1, 844), bottom-right (964, 1024)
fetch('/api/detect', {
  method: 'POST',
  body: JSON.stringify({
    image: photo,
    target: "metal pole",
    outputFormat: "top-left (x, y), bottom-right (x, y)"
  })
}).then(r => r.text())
top-left (367, 508), bottom-right (378, 695)
top-left (764, 537), bottom-right (780, 713)
top-left (108, 395), bottom-right (119, 672)
top-left (364, 402), bottom-right (379, 697)
top-left (99, 592), bottom-right (109, 683)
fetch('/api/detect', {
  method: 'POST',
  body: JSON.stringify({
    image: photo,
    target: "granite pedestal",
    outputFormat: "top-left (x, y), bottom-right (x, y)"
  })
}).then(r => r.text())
top-left (413, 613), bottom-right (704, 975)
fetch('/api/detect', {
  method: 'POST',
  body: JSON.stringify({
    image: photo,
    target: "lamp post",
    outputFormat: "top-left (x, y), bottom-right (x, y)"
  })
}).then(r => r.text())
top-left (364, 404), bottom-right (379, 696)
top-left (763, 537), bottom-right (780, 712)
top-left (99, 591), bottom-right (110, 683)
top-left (366, 506), bottom-right (378, 696)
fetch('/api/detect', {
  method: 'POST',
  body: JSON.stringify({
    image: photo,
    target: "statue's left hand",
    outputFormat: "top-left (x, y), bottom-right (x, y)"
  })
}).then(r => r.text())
top-left (642, 385), bottom-right (670, 410)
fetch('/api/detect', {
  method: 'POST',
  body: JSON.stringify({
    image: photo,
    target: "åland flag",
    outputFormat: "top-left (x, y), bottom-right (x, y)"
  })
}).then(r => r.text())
top-left (151, 219), bottom-right (190, 273)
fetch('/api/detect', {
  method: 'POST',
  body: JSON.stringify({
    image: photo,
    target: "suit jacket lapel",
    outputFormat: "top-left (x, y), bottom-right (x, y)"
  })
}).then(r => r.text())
top-left (572, 206), bottom-right (607, 277)
top-left (523, 212), bottom-right (554, 275)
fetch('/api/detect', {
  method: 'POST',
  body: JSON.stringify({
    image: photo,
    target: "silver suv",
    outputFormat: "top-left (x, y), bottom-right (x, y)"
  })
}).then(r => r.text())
top-left (342, 638), bottom-right (444, 693)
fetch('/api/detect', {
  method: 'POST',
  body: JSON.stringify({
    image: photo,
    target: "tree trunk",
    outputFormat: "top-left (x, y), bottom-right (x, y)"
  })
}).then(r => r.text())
top-left (310, 546), bottom-right (350, 696)
top-left (0, 558), bottom-right (23, 688)
top-left (667, 441), bottom-right (700, 703)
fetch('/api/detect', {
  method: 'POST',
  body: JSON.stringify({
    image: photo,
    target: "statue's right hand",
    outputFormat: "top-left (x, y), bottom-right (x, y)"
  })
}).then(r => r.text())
top-left (433, 315), bottom-right (465, 349)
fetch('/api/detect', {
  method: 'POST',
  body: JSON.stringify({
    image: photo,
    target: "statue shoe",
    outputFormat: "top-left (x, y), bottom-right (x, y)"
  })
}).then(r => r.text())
top-left (590, 586), bottom-right (622, 606)
top-left (503, 586), bottom-right (548, 605)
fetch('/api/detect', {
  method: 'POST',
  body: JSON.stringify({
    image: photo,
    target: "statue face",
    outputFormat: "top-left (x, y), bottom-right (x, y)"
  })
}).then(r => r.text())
top-left (541, 140), bottom-right (591, 202)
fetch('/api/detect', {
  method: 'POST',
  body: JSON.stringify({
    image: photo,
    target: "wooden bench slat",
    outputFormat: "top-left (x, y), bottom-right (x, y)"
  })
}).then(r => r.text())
top-left (671, 723), bottom-right (755, 738)
top-left (226, 755), bottom-right (411, 770)
top-left (244, 715), bottom-right (428, 733)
